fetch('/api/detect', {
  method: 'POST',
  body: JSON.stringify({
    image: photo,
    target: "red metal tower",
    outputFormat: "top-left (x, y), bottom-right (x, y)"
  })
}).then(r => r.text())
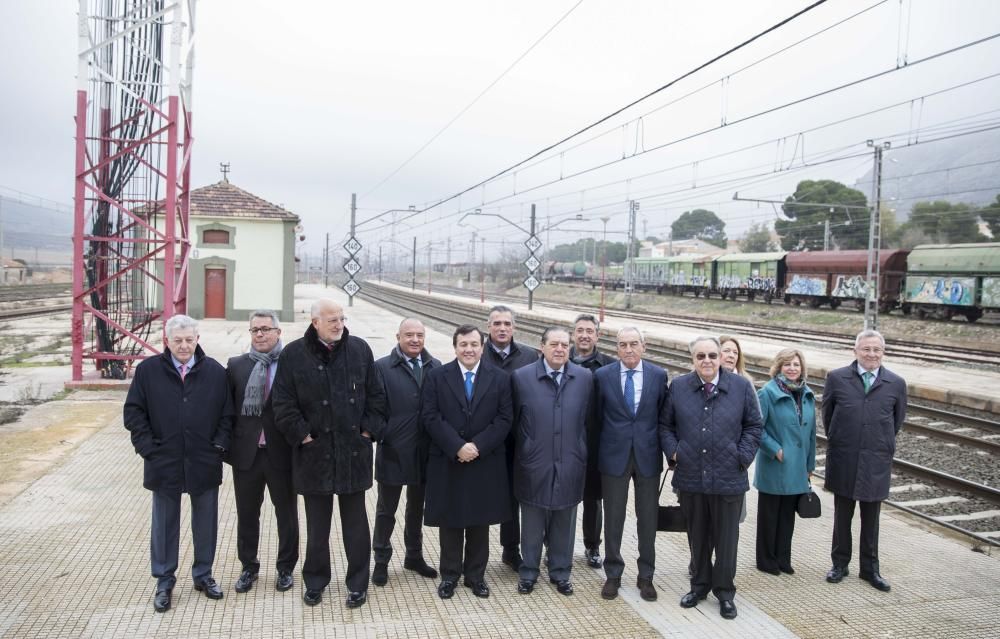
top-left (71, 0), bottom-right (196, 381)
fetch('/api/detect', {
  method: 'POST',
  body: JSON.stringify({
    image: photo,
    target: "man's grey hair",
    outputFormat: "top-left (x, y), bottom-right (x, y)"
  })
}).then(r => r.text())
top-left (249, 309), bottom-right (280, 329)
top-left (165, 314), bottom-right (198, 338)
top-left (854, 329), bottom-right (885, 348)
top-left (488, 305), bottom-right (515, 321)
top-left (689, 335), bottom-right (721, 353)
top-left (616, 326), bottom-right (644, 344)
top-left (310, 298), bottom-right (341, 320)
top-left (574, 313), bottom-right (600, 330)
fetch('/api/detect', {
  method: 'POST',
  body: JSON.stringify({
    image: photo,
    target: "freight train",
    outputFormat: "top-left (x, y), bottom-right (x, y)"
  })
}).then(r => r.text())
top-left (572, 243), bottom-right (1000, 323)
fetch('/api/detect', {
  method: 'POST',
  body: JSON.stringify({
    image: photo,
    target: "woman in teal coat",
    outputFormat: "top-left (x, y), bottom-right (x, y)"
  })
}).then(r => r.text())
top-left (754, 348), bottom-right (816, 575)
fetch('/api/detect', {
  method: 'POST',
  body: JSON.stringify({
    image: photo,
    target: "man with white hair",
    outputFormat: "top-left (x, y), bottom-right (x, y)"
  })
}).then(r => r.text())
top-left (272, 298), bottom-right (387, 609)
top-left (823, 329), bottom-right (906, 593)
top-left (124, 314), bottom-right (234, 613)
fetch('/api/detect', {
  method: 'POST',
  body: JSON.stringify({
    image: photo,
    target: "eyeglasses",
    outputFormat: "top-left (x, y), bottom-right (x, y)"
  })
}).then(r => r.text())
top-left (249, 327), bottom-right (278, 336)
top-left (694, 352), bottom-right (719, 360)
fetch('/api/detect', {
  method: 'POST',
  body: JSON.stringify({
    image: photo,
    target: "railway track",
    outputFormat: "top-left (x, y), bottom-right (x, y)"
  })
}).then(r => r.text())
top-left (361, 282), bottom-right (1000, 546)
top-left (0, 283), bottom-right (72, 303)
top-left (0, 304), bottom-right (72, 321)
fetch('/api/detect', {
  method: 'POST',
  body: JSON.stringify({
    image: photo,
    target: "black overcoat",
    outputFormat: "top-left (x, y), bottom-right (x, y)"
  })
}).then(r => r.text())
top-left (511, 360), bottom-right (592, 510)
top-left (822, 362), bottom-right (907, 502)
top-left (123, 345), bottom-right (234, 495)
top-left (374, 346), bottom-right (441, 485)
top-left (420, 359), bottom-right (512, 528)
top-left (271, 325), bottom-right (387, 496)
top-left (225, 353), bottom-right (292, 472)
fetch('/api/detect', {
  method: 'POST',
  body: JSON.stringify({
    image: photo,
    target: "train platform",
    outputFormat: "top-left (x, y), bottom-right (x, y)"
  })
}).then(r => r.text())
top-left (0, 283), bottom-right (997, 638)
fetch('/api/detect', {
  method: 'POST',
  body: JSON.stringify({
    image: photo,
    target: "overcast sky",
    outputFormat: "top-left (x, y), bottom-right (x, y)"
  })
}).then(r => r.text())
top-left (2, 0), bottom-right (999, 264)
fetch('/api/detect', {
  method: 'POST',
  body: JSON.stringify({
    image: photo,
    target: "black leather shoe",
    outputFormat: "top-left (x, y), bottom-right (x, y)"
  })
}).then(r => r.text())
top-left (234, 569), bottom-right (258, 593)
top-left (437, 580), bottom-right (456, 599)
top-left (860, 572), bottom-right (891, 592)
top-left (550, 578), bottom-right (573, 596)
top-left (517, 579), bottom-right (535, 594)
top-left (637, 577), bottom-right (657, 601)
top-left (303, 589), bottom-right (323, 606)
top-left (826, 566), bottom-right (849, 583)
top-left (585, 547), bottom-right (602, 569)
top-left (601, 577), bottom-right (620, 600)
top-left (345, 590), bottom-right (367, 608)
top-left (720, 600), bottom-right (738, 620)
top-left (680, 591), bottom-right (707, 608)
top-left (372, 563), bottom-right (388, 586)
top-left (501, 550), bottom-right (522, 573)
top-left (153, 589), bottom-right (172, 613)
top-left (779, 565), bottom-right (795, 575)
top-left (193, 577), bottom-right (223, 600)
top-left (464, 580), bottom-right (490, 598)
top-left (275, 570), bottom-right (294, 592)
top-left (757, 564), bottom-right (781, 576)
top-left (403, 557), bottom-right (438, 579)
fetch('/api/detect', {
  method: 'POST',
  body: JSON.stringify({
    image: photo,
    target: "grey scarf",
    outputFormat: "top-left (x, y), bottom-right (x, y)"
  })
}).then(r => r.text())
top-left (242, 341), bottom-right (283, 416)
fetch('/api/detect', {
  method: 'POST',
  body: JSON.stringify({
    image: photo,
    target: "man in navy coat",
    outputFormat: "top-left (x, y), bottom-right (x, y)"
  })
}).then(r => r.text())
top-left (593, 326), bottom-right (669, 602)
top-left (421, 324), bottom-right (512, 600)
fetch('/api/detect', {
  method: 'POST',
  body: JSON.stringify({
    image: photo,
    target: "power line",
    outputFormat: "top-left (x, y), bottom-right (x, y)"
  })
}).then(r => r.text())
top-left (360, 0), bottom-right (585, 201)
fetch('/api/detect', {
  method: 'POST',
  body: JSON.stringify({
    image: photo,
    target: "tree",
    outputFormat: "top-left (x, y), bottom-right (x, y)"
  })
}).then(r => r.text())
top-left (738, 222), bottom-right (774, 252)
top-left (671, 209), bottom-right (727, 248)
top-left (909, 200), bottom-right (986, 244)
top-left (979, 194), bottom-right (1000, 239)
top-left (775, 180), bottom-right (868, 251)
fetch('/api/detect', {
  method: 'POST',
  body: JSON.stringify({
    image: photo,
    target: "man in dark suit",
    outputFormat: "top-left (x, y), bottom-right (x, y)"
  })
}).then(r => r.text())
top-left (823, 329), bottom-right (906, 593)
top-left (124, 314), bottom-right (233, 613)
top-left (593, 326), bottom-right (669, 602)
top-left (481, 305), bottom-right (538, 571)
top-left (421, 324), bottom-right (512, 600)
top-left (660, 336), bottom-right (762, 620)
top-left (371, 318), bottom-right (440, 586)
top-left (225, 309), bottom-right (298, 595)
top-left (569, 313), bottom-right (616, 569)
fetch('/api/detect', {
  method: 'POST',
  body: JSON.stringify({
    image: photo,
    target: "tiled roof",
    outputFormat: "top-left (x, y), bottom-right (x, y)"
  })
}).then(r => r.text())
top-left (189, 181), bottom-right (300, 221)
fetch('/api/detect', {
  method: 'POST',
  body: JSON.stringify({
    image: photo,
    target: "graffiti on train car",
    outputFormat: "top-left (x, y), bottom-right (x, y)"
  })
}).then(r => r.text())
top-left (983, 277), bottom-right (1000, 308)
top-left (787, 275), bottom-right (826, 296)
top-left (905, 276), bottom-right (976, 306)
top-left (831, 274), bottom-right (868, 299)
top-left (717, 274), bottom-right (776, 291)
top-left (718, 275), bottom-right (742, 289)
top-left (747, 276), bottom-right (776, 292)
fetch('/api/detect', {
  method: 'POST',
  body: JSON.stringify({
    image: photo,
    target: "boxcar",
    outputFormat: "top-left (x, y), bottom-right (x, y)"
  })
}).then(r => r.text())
top-left (784, 249), bottom-right (909, 311)
top-left (902, 242), bottom-right (1000, 322)
top-left (659, 255), bottom-right (714, 296)
top-left (632, 257), bottom-right (670, 291)
top-left (713, 251), bottom-right (787, 302)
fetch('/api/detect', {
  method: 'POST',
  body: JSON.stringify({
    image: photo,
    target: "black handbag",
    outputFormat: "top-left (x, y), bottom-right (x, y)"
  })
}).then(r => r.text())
top-left (796, 489), bottom-right (822, 519)
top-left (657, 469), bottom-right (687, 532)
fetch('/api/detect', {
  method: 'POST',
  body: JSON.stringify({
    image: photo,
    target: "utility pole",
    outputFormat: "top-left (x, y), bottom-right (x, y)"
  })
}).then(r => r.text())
top-left (411, 236), bottom-right (417, 291)
top-left (625, 200), bottom-right (638, 309)
top-left (348, 193), bottom-right (356, 306)
top-left (864, 140), bottom-right (890, 331)
top-left (480, 236), bottom-right (486, 303)
top-left (599, 216), bottom-right (609, 323)
top-left (823, 219), bottom-right (831, 251)
top-left (445, 237), bottom-right (451, 276)
top-left (378, 245), bottom-right (383, 282)
top-left (324, 232), bottom-right (330, 288)
top-left (528, 204), bottom-right (536, 310)
top-left (427, 242), bottom-right (432, 294)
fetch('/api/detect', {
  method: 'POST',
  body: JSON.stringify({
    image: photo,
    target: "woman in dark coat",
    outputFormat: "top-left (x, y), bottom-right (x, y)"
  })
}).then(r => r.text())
top-left (753, 348), bottom-right (816, 575)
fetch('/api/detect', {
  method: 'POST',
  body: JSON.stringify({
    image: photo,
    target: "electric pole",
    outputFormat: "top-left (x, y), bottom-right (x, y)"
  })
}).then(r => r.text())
top-left (864, 140), bottom-right (890, 331)
top-left (625, 200), bottom-right (638, 309)
top-left (528, 204), bottom-right (536, 310)
top-left (324, 232), bottom-right (330, 288)
top-left (411, 236), bottom-right (417, 291)
top-left (348, 193), bottom-right (356, 306)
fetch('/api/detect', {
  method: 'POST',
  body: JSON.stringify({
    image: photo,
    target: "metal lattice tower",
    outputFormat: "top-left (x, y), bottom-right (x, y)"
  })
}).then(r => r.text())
top-left (72, 0), bottom-right (196, 381)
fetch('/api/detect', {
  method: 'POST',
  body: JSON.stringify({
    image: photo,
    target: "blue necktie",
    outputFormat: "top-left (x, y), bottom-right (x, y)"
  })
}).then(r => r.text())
top-left (465, 371), bottom-right (474, 401)
top-left (624, 369), bottom-right (636, 415)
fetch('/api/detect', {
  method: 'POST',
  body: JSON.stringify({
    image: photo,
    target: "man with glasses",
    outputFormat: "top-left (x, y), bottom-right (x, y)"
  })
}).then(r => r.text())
top-left (225, 309), bottom-right (298, 596)
top-left (822, 329), bottom-right (906, 593)
top-left (660, 336), bottom-right (761, 620)
top-left (272, 299), bottom-right (387, 609)
top-left (593, 327), bottom-right (669, 602)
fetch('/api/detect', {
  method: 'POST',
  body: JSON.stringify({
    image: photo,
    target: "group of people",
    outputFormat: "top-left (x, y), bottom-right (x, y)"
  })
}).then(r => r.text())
top-left (123, 299), bottom-right (906, 621)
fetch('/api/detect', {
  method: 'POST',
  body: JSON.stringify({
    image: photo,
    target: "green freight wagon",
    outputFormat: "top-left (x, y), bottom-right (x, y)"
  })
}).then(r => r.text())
top-left (902, 242), bottom-right (1000, 322)
top-left (713, 251), bottom-right (787, 302)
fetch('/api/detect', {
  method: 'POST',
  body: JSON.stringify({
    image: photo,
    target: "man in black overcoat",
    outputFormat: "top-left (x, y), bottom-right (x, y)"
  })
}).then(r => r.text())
top-left (225, 309), bottom-right (298, 595)
top-left (271, 299), bottom-right (387, 610)
top-left (569, 313), bottom-right (616, 569)
top-left (823, 329), bottom-right (907, 593)
top-left (124, 314), bottom-right (234, 613)
top-left (421, 324), bottom-right (512, 600)
top-left (481, 304), bottom-right (538, 571)
top-left (371, 318), bottom-right (441, 586)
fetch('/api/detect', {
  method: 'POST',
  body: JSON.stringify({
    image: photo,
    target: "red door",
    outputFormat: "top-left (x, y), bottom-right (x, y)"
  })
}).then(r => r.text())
top-left (204, 268), bottom-right (226, 318)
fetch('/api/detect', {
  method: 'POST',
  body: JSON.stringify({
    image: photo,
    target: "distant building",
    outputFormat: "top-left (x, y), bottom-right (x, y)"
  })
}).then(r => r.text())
top-left (1, 258), bottom-right (29, 284)
top-left (645, 238), bottom-right (730, 257)
top-left (147, 179), bottom-right (300, 321)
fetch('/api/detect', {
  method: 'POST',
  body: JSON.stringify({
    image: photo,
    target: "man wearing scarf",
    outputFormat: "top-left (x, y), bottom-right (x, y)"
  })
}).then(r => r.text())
top-left (225, 310), bottom-right (298, 596)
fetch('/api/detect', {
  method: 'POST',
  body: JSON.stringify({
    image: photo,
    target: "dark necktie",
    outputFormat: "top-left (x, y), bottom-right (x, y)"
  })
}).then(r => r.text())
top-left (464, 371), bottom-right (474, 401)
top-left (551, 370), bottom-right (561, 387)
top-left (704, 382), bottom-right (715, 398)
top-left (625, 369), bottom-right (636, 415)
top-left (410, 357), bottom-right (422, 385)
